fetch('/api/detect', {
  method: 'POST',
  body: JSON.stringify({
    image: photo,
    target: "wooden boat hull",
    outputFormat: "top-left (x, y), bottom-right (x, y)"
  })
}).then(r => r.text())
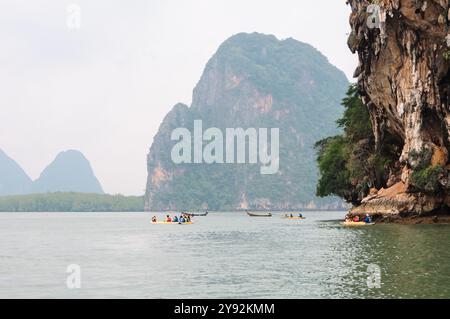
top-left (184, 212), bottom-right (208, 217)
top-left (247, 212), bottom-right (272, 217)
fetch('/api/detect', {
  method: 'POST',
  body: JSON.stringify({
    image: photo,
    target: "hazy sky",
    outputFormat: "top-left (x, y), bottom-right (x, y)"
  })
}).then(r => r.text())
top-left (0, 0), bottom-right (357, 195)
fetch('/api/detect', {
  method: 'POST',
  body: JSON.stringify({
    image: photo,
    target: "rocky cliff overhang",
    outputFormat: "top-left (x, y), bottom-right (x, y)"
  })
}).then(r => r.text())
top-left (348, 0), bottom-right (450, 216)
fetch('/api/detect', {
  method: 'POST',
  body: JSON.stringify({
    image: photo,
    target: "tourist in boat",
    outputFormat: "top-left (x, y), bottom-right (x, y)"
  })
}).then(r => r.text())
top-left (173, 215), bottom-right (179, 223)
top-left (364, 214), bottom-right (372, 224)
top-left (166, 215), bottom-right (172, 223)
top-left (353, 215), bottom-right (360, 222)
top-left (179, 215), bottom-right (186, 223)
top-left (151, 216), bottom-right (157, 223)
top-left (290, 214), bottom-right (294, 218)
top-left (298, 213), bottom-right (303, 218)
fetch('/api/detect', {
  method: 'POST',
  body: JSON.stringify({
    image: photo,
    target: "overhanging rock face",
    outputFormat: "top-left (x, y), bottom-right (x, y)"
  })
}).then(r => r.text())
top-left (348, 0), bottom-right (450, 215)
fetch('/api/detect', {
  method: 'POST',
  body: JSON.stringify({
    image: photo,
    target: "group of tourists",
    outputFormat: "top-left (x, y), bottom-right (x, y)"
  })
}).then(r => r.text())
top-left (151, 213), bottom-right (192, 223)
top-left (345, 214), bottom-right (373, 224)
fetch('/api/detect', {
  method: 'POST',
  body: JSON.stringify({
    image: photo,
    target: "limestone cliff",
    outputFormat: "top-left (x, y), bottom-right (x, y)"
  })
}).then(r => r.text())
top-left (348, 0), bottom-right (450, 216)
top-left (145, 33), bottom-right (349, 211)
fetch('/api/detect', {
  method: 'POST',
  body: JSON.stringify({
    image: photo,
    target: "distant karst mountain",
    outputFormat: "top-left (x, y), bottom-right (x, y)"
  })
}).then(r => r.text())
top-left (145, 33), bottom-right (349, 211)
top-left (0, 149), bottom-right (103, 196)
top-left (33, 150), bottom-right (104, 194)
top-left (0, 149), bottom-right (32, 196)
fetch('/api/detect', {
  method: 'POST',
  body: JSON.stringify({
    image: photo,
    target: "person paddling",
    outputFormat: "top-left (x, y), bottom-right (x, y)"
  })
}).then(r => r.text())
top-left (364, 214), bottom-right (372, 224)
top-left (166, 215), bottom-right (172, 223)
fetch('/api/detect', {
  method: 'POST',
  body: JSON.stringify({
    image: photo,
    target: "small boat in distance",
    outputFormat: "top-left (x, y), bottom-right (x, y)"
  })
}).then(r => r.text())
top-left (246, 211), bottom-right (272, 217)
top-left (183, 212), bottom-right (209, 217)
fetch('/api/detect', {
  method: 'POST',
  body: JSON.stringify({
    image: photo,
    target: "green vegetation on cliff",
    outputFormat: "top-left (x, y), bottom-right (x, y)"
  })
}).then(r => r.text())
top-left (315, 85), bottom-right (400, 205)
top-left (409, 149), bottom-right (445, 193)
top-left (411, 165), bottom-right (444, 193)
top-left (0, 193), bottom-right (144, 212)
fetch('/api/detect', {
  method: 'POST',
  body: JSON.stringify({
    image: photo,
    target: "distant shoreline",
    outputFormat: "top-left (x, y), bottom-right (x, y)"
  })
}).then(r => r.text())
top-left (0, 193), bottom-right (348, 213)
top-left (0, 192), bottom-right (144, 213)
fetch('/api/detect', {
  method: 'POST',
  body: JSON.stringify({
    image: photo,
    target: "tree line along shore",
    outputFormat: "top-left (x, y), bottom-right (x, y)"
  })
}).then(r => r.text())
top-left (0, 193), bottom-right (144, 212)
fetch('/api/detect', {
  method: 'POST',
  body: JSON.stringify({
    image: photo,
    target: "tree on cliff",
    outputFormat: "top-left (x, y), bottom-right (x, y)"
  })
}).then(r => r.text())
top-left (315, 85), bottom-right (399, 205)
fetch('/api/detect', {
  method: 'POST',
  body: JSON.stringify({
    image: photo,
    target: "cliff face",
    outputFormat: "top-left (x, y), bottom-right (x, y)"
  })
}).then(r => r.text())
top-left (145, 33), bottom-right (349, 211)
top-left (348, 0), bottom-right (450, 215)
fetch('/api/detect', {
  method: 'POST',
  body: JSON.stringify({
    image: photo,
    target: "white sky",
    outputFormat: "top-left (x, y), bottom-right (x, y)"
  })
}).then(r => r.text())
top-left (0, 0), bottom-right (358, 195)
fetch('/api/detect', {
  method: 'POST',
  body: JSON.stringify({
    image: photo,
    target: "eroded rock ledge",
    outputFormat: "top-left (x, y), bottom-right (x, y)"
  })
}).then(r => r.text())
top-left (347, 0), bottom-right (450, 218)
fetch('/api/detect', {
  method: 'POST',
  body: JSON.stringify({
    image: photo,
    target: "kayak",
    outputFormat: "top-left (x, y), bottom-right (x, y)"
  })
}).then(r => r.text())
top-left (342, 221), bottom-right (375, 227)
top-left (151, 221), bottom-right (194, 225)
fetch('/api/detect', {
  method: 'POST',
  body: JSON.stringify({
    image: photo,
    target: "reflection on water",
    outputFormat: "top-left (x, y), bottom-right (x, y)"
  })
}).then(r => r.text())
top-left (322, 222), bottom-right (450, 299)
top-left (0, 212), bottom-right (449, 298)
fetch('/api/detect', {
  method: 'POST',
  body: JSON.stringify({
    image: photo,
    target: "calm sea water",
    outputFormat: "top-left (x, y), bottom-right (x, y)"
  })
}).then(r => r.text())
top-left (0, 211), bottom-right (449, 299)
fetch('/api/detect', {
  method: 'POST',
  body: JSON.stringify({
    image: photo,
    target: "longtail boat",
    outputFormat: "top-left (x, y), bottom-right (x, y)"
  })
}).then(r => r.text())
top-left (184, 212), bottom-right (209, 217)
top-left (246, 211), bottom-right (272, 217)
